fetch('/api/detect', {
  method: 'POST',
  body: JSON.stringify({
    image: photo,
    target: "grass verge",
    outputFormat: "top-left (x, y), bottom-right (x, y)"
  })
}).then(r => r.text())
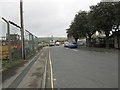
top-left (0, 59), bottom-right (24, 71)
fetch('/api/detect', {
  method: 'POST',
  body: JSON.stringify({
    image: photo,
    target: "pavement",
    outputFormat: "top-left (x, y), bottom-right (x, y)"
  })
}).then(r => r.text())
top-left (1, 47), bottom-right (50, 89)
top-left (78, 46), bottom-right (119, 55)
top-left (50, 46), bottom-right (118, 88)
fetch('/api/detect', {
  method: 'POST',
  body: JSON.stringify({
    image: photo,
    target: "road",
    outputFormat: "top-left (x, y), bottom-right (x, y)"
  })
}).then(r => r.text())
top-left (49, 46), bottom-right (118, 88)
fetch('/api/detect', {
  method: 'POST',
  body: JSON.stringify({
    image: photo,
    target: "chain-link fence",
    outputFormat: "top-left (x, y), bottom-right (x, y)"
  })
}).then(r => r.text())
top-left (0, 19), bottom-right (9, 60)
top-left (24, 30), bottom-right (39, 59)
top-left (10, 22), bottom-right (22, 60)
top-left (0, 18), bottom-right (40, 62)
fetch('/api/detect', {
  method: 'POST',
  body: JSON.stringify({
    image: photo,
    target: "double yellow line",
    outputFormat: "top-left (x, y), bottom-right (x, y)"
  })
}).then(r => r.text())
top-left (49, 49), bottom-right (54, 90)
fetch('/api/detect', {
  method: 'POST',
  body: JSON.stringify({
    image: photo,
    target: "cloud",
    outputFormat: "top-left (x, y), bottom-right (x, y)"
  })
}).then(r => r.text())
top-left (1, 0), bottom-right (101, 37)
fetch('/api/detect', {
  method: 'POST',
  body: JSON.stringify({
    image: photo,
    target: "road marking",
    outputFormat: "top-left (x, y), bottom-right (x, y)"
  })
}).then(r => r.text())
top-left (65, 48), bottom-right (78, 52)
top-left (53, 78), bottom-right (56, 81)
top-left (72, 49), bottom-right (78, 52)
top-left (49, 50), bottom-right (54, 90)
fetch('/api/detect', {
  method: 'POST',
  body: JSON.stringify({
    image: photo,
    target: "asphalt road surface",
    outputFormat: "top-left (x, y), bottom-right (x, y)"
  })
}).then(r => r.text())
top-left (49, 46), bottom-right (118, 88)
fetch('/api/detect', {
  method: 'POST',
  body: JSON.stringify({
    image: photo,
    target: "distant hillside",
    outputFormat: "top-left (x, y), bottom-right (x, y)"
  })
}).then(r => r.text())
top-left (53, 37), bottom-right (67, 40)
top-left (38, 37), bottom-right (67, 42)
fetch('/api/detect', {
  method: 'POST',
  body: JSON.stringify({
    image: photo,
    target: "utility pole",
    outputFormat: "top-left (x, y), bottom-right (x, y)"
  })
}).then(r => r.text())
top-left (20, 0), bottom-right (25, 60)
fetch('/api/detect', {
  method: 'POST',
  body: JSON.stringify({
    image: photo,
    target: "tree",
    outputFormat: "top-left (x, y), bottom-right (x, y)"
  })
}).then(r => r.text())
top-left (74, 11), bottom-right (96, 46)
top-left (66, 22), bottom-right (80, 43)
top-left (90, 2), bottom-right (116, 48)
top-left (67, 1), bottom-right (120, 48)
top-left (84, 11), bottom-right (97, 47)
top-left (113, 1), bottom-right (120, 31)
top-left (67, 11), bottom-right (96, 46)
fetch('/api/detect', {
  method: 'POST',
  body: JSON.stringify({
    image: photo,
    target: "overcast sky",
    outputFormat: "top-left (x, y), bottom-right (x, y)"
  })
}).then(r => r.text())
top-left (1, 0), bottom-right (101, 37)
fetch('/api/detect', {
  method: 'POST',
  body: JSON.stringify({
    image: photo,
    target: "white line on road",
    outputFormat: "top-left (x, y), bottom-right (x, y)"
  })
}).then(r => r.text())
top-left (65, 48), bottom-right (78, 52)
top-left (71, 49), bottom-right (78, 52)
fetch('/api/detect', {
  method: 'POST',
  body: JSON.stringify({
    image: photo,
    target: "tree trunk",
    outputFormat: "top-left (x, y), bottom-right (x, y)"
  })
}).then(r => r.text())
top-left (88, 37), bottom-right (92, 47)
top-left (118, 35), bottom-right (120, 49)
top-left (105, 34), bottom-right (109, 48)
top-left (75, 38), bottom-right (78, 43)
top-left (87, 35), bottom-right (92, 47)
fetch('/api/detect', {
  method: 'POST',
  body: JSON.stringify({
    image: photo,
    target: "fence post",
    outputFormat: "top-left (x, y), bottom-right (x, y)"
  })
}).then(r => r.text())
top-left (2, 18), bottom-right (12, 62)
top-left (32, 34), bottom-right (35, 52)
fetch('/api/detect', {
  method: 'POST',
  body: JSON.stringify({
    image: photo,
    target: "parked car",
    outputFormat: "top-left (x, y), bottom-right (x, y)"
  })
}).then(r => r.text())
top-left (64, 42), bottom-right (69, 47)
top-left (55, 42), bottom-right (60, 46)
top-left (77, 41), bottom-right (85, 46)
top-left (68, 42), bottom-right (77, 48)
top-left (49, 42), bottom-right (55, 46)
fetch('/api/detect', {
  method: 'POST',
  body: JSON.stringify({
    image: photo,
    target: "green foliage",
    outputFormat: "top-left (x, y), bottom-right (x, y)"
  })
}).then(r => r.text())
top-left (90, 2), bottom-right (120, 48)
top-left (1, 59), bottom-right (23, 71)
top-left (67, 11), bottom-right (96, 43)
top-left (114, 2), bottom-right (120, 31)
top-left (90, 2), bottom-right (117, 35)
top-left (67, 1), bottom-right (120, 48)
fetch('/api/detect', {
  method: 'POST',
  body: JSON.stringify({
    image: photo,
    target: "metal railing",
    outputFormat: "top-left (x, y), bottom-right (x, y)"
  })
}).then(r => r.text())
top-left (0, 18), bottom-right (40, 61)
